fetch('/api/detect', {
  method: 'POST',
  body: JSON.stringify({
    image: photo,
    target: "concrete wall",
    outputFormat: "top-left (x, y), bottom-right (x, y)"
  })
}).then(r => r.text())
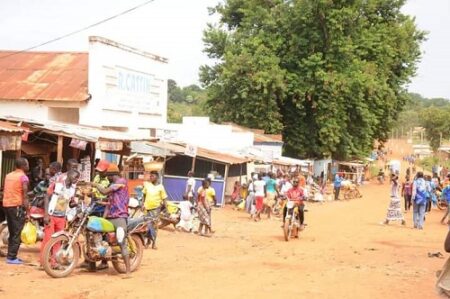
top-left (0, 100), bottom-right (49, 122)
top-left (48, 107), bottom-right (79, 123)
top-left (158, 117), bottom-right (254, 153)
top-left (80, 37), bottom-right (168, 133)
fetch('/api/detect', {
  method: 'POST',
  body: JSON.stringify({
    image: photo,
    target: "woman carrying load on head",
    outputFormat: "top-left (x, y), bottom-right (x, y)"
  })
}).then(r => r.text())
top-left (142, 171), bottom-right (168, 249)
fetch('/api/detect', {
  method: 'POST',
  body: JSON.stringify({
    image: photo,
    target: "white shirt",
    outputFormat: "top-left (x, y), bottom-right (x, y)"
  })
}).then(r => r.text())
top-left (186, 177), bottom-right (196, 196)
top-left (248, 182), bottom-right (255, 194)
top-left (178, 201), bottom-right (193, 221)
top-left (280, 181), bottom-right (293, 196)
top-left (253, 180), bottom-right (266, 197)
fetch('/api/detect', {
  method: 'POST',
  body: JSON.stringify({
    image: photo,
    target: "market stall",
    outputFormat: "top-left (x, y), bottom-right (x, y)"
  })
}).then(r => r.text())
top-left (0, 121), bottom-right (24, 190)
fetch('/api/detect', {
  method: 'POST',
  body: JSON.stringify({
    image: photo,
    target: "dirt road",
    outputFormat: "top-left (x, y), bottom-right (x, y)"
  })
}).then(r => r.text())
top-left (0, 141), bottom-right (447, 299)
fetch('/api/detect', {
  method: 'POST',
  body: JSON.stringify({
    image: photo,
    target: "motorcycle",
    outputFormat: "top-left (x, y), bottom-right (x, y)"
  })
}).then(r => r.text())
top-left (159, 201), bottom-right (181, 229)
top-left (128, 186), bottom-right (144, 218)
top-left (0, 194), bottom-right (46, 250)
top-left (42, 201), bottom-right (147, 278)
top-left (283, 200), bottom-right (304, 242)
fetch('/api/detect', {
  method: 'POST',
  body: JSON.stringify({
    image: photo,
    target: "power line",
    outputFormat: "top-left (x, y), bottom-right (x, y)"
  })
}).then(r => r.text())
top-left (0, 0), bottom-right (156, 60)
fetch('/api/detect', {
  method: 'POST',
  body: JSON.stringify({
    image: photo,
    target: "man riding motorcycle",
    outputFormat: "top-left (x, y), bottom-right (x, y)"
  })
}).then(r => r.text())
top-left (91, 163), bottom-right (131, 278)
top-left (282, 178), bottom-right (306, 230)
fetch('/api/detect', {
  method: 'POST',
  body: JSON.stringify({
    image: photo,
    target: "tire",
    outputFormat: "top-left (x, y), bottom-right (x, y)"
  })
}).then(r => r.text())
top-left (112, 234), bottom-right (144, 274)
top-left (43, 235), bottom-right (80, 278)
top-left (438, 200), bottom-right (447, 211)
top-left (0, 223), bottom-right (8, 257)
top-left (283, 220), bottom-right (291, 242)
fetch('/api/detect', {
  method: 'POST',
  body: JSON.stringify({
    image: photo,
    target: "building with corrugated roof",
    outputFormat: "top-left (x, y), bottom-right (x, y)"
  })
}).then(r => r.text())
top-left (0, 36), bottom-right (168, 135)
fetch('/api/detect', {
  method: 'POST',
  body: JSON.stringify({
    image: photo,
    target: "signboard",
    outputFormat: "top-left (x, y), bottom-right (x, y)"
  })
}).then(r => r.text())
top-left (184, 144), bottom-right (197, 157)
top-left (79, 157), bottom-right (91, 182)
top-left (0, 135), bottom-right (21, 151)
top-left (98, 140), bottom-right (123, 151)
top-left (104, 66), bottom-right (164, 115)
top-left (69, 138), bottom-right (88, 150)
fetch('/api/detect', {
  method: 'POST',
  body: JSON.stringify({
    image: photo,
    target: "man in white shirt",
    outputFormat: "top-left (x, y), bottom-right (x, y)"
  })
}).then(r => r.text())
top-left (177, 198), bottom-right (194, 232)
top-left (253, 174), bottom-right (266, 221)
top-left (185, 171), bottom-right (196, 205)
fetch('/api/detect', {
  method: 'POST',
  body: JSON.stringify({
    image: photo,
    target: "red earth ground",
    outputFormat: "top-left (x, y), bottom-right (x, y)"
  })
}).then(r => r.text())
top-left (0, 139), bottom-right (447, 298)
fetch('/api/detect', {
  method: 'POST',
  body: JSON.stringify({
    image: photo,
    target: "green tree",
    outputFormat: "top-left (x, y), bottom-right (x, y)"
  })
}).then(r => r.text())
top-left (420, 106), bottom-right (450, 151)
top-left (200, 0), bottom-right (425, 159)
top-left (168, 79), bottom-right (186, 103)
top-left (167, 80), bottom-right (209, 123)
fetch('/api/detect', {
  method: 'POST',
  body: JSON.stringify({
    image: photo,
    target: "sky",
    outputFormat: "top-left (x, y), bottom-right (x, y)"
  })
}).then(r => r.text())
top-left (0, 0), bottom-right (448, 99)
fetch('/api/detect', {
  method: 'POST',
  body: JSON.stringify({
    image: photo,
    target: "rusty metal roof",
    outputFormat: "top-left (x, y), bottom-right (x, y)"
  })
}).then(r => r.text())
top-left (0, 51), bottom-right (88, 102)
top-left (0, 120), bottom-right (24, 133)
top-left (0, 116), bottom-right (157, 143)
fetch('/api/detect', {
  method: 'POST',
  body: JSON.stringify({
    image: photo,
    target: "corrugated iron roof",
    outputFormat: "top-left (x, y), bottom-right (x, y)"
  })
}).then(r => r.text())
top-left (148, 141), bottom-right (248, 165)
top-left (0, 120), bottom-right (24, 133)
top-left (0, 116), bottom-right (156, 143)
top-left (0, 51), bottom-right (88, 102)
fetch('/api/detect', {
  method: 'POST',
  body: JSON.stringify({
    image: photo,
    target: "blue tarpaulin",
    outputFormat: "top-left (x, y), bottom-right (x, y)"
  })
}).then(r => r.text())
top-left (163, 175), bottom-right (225, 206)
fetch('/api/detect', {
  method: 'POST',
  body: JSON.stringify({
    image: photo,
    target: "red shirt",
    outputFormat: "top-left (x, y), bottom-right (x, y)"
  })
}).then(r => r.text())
top-left (286, 187), bottom-right (305, 204)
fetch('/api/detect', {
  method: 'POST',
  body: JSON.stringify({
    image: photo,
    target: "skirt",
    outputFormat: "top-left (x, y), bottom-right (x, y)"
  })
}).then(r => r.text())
top-left (386, 196), bottom-right (404, 221)
top-left (197, 205), bottom-right (211, 227)
top-left (255, 196), bottom-right (264, 212)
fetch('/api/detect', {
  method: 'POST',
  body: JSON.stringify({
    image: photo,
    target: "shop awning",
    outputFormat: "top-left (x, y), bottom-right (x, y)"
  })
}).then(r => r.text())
top-left (147, 141), bottom-right (249, 165)
top-left (0, 117), bottom-right (157, 143)
top-left (0, 121), bottom-right (25, 134)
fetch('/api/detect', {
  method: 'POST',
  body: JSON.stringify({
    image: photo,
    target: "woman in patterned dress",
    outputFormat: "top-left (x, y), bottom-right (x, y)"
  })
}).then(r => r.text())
top-left (382, 174), bottom-right (406, 225)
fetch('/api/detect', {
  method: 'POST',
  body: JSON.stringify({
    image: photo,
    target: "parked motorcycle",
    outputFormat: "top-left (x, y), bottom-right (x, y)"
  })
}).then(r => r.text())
top-left (128, 186), bottom-right (144, 218)
top-left (0, 194), bottom-right (46, 250)
top-left (42, 201), bottom-right (147, 278)
top-left (283, 200), bottom-right (303, 242)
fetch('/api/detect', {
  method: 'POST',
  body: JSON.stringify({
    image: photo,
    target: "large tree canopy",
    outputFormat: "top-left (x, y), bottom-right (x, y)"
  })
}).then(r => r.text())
top-left (200, 0), bottom-right (425, 159)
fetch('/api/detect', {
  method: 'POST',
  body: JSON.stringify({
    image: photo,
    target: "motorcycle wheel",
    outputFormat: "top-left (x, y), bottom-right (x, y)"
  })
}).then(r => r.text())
top-left (112, 234), bottom-right (144, 274)
top-left (43, 235), bottom-right (80, 278)
top-left (0, 222), bottom-right (8, 257)
top-left (283, 220), bottom-right (291, 242)
top-left (438, 200), bottom-right (448, 211)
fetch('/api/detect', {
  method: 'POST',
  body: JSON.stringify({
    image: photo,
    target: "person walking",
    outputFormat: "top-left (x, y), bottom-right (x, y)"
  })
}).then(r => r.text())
top-left (382, 174), bottom-right (406, 225)
top-left (245, 177), bottom-right (255, 214)
top-left (334, 173), bottom-right (343, 200)
top-left (2, 158), bottom-right (30, 264)
top-left (185, 171), bottom-right (196, 205)
top-left (401, 175), bottom-right (413, 212)
top-left (264, 173), bottom-right (278, 219)
top-left (196, 180), bottom-right (212, 237)
top-left (142, 171), bottom-right (168, 249)
top-left (411, 172), bottom-right (427, 230)
top-left (253, 174), bottom-right (266, 221)
top-left (440, 181), bottom-right (450, 225)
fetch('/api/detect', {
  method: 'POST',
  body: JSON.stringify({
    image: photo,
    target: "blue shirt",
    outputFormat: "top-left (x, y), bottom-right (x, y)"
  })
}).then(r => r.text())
top-left (334, 175), bottom-right (343, 188)
top-left (443, 185), bottom-right (450, 203)
top-left (266, 179), bottom-right (277, 193)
